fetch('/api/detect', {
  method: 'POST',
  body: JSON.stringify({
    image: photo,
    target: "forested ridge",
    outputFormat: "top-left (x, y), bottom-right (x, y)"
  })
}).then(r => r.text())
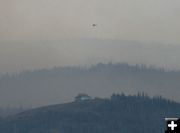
top-left (1, 63), bottom-right (180, 106)
top-left (0, 93), bottom-right (180, 133)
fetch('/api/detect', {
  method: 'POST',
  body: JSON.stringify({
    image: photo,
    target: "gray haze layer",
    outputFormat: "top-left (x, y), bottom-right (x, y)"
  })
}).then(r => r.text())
top-left (0, 39), bottom-right (180, 74)
top-left (0, 63), bottom-right (180, 107)
top-left (0, 0), bottom-right (180, 43)
top-left (0, 0), bottom-right (180, 107)
top-left (0, 0), bottom-right (180, 73)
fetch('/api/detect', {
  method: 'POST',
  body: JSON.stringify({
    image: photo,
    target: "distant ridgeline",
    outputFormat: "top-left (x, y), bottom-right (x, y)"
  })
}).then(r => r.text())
top-left (0, 93), bottom-right (180, 133)
top-left (0, 63), bottom-right (180, 107)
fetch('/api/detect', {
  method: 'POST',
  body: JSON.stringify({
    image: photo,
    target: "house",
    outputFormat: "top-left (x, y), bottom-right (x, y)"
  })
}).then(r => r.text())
top-left (75, 94), bottom-right (92, 102)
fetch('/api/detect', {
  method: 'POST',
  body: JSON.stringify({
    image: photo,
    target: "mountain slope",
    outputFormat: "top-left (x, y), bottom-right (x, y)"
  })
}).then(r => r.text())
top-left (1, 63), bottom-right (180, 106)
top-left (0, 94), bottom-right (180, 133)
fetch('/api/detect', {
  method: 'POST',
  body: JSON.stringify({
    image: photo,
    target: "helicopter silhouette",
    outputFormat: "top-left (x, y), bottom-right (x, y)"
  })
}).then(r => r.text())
top-left (92, 24), bottom-right (97, 27)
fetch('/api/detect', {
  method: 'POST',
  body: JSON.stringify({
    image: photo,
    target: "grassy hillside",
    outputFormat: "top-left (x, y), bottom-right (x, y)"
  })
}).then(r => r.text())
top-left (0, 94), bottom-right (180, 133)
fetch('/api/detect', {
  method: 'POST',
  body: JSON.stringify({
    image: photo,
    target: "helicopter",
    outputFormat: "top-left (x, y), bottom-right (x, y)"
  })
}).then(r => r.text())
top-left (92, 24), bottom-right (97, 27)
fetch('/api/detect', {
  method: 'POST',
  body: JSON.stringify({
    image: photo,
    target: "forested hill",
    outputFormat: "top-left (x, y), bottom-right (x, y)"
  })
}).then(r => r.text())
top-left (1, 63), bottom-right (180, 106)
top-left (0, 94), bottom-right (180, 133)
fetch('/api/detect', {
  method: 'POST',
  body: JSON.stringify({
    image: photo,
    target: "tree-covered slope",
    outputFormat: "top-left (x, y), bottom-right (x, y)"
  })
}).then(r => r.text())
top-left (0, 94), bottom-right (180, 133)
top-left (1, 63), bottom-right (180, 106)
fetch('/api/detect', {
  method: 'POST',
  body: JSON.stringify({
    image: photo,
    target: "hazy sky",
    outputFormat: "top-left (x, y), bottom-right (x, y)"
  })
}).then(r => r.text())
top-left (0, 0), bottom-right (180, 42)
top-left (0, 0), bottom-right (180, 73)
top-left (0, 0), bottom-right (180, 106)
top-left (1, 40), bottom-right (180, 74)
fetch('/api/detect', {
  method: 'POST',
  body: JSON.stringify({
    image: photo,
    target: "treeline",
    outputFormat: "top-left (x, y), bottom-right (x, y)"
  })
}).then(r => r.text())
top-left (1, 62), bottom-right (179, 79)
top-left (0, 63), bottom-right (180, 106)
top-left (0, 93), bottom-right (180, 133)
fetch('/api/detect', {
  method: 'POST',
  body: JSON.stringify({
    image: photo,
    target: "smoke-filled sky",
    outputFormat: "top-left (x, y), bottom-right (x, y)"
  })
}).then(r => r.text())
top-left (0, 0), bottom-right (180, 73)
top-left (1, 0), bottom-right (180, 42)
